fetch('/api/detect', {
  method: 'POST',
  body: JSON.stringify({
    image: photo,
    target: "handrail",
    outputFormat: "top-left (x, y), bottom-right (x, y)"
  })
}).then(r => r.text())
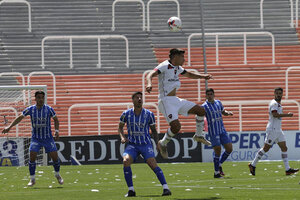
top-left (285, 66), bottom-right (300, 99)
top-left (147, 0), bottom-right (180, 31)
top-left (112, 0), bottom-right (145, 31)
top-left (41, 35), bottom-right (129, 69)
top-left (296, 0), bottom-right (299, 27)
top-left (0, 107), bottom-right (18, 136)
top-left (0, 0), bottom-right (31, 32)
top-left (222, 100), bottom-right (300, 132)
top-left (142, 69), bottom-right (201, 103)
top-left (68, 103), bottom-right (160, 136)
top-left (0, 72), bottom-right (26, 105)
top-left (188, 32), bottom-right (275, 66)
top-left (28, 71), bottom-right (56, 105)
top-left (260, 0), bottom-right (294, 28)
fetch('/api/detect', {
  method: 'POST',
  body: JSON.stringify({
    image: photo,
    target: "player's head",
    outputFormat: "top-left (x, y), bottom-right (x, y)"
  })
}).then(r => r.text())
top-left (205, 88), bottom-right (215, 102)
top-left (35, 90), bottom-right (45, 106)
top-left (132, 92), bottom-right (143, 108)
top-left (274, 87), bottom-right (283, 101)
top-left (169, 48), bottom-right (185, 66)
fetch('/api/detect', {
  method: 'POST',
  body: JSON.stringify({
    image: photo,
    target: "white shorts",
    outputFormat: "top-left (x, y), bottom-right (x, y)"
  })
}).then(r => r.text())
top-left (264, 130), bottom-right (286, 145)
top-left (158, 96), bottom-right (196, 124)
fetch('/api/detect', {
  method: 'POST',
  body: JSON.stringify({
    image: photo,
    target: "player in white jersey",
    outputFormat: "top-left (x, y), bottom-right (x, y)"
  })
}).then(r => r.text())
top-left (146, 48), bottom-right (213, 159)
top-left (248, 87), bottom-right (299, 176)
top-left (2, 91), bottom-right (63, 186)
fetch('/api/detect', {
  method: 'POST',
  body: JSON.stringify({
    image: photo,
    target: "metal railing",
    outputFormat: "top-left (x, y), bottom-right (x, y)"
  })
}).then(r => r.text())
top-left (260, 0), bottom-right (294, 28)
top-left (41, 35), bottom-right (129, 69)
top-left (0, 0), bottom-right (32, 32)
top-left (188, 32), bottom-right (275, 66)
top-left (223, 100), bottom-right (300, 132)
top-left (112, 0), bottom-right (145, 31)
top-left (147, 0), bottom-right (180, 31)
top-left (68, 102), bottom-right (160, 136)
top-left (28, 71), bottom-right (56, 105)
top-left (296, 0), bottom-right (300, 27)
top-left (142, 69), bottom-right (201, 103)
top-left (0, 107), bottom-right (18, 136)
top-left (285, 66), bottom-right (300, 99)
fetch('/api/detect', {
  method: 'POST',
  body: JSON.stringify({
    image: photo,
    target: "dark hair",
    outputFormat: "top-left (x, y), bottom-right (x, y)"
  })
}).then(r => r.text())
top-left (206, 88), bottom-right (214, 94)
top-left (35, 90), bottom-right (45, 97)
top-left (169, 48), bottom-right (185, 59)
top-left (132, 91), bottom-right (142, 99)
top-left (274, 87), bottom-right (283, 92)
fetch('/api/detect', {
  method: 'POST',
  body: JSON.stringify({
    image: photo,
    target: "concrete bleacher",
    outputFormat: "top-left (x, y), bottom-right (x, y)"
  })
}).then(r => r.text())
top-left (1, 0), bottom-right (300, 136)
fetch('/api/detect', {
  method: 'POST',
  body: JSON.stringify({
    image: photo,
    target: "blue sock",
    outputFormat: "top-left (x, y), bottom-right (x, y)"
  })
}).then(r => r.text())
top-left (123, 166), bottom-right (133, 187)
top-left (29, 161), bottom-right (36, 176)
top-left (153, 167), bottom-right (167, 185)
top-left (219, 151), bottom-right (231, 165)
top-left (213, 156), bottom-right (220, 173)
top-left (53, 160), bottom-right (60, 172)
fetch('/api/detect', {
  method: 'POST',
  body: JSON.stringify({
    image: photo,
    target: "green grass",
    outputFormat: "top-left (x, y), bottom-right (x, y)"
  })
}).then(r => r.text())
top-left (0, 161), bottom-right (299, 200)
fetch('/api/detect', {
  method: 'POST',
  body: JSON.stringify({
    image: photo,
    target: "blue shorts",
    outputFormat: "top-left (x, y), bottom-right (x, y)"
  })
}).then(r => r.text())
top-left (29, 137), bottom-right (57, 153)
top-left (123, 143), bottom-right (155, 162)
top-left (209, 132), bottom-right (232, 147)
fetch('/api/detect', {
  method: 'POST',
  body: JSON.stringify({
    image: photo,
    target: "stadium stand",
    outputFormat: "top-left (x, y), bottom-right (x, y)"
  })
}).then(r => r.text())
top-left (1, 0), bottom-right (300, 136)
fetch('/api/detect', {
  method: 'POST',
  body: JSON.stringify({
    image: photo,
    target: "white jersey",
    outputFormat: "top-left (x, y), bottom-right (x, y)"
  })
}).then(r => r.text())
top-left (154, 60), bottom-right (186, 99)
top-left (266, 99), bottom-right (283, 132)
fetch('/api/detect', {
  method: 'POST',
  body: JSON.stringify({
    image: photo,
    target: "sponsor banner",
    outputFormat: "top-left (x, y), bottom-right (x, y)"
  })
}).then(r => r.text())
top-left (0, 138), bottom-right (25, 166)
top-left (202, 131), bottom-right (300, 162)
top-left (52, 132), bottom-right (202, 165)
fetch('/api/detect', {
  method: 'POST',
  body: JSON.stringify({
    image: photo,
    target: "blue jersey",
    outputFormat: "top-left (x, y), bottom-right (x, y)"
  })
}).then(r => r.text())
top-left (120, 108), bottom-right (155, 145)
top-left (202, 100), bottom-right (226, 136)
top-left (22, 104), bottom-right (56, 139)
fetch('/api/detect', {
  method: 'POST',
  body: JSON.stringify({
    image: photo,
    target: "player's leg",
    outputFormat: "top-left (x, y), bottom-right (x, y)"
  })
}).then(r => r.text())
top-left (249, 143), bottom-right (271, 176)
top-left (213, 145), bottom-right (223, 178)
top-left (49, 151), bottom-right (63, 185)
top-left (142, 144), bottom-right (171, 196)
top-left (188, 105), bottom-right (211, 145)
top-left (219, 134), bottom-right (233, 176)
top-left (277, 141), bottom-right (299, 175)
top-left (27, 138), bottom-right (41, 186)
top-left (123, 144), bottom-right (137, 197)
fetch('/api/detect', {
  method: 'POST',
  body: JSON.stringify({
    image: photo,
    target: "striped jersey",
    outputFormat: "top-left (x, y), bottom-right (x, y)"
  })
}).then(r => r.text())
top-left (22, 104), bottom-right (56, 139)
top-left (120, 108), bottom-right (155, 145)
top-left (202, 100), bottom-right (226, 135)
top-left (154, 60), bottom-right (186, 99)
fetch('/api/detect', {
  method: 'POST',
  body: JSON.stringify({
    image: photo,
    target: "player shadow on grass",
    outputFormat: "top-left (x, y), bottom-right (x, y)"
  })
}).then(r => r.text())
top-left (174, 197), bottom-right (221, 200)
top-left (31, 186), bottom-right (63, 189)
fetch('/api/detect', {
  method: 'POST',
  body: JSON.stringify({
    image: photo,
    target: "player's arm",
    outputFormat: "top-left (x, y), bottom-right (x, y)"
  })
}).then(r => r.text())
top-left (2, 114), bottom-right (25, 134)
top-left (150, 124), bottom-right (159, 145)
top-left (118, 122), bottom-right (128, 144)
top-left (222, 109), bottom-right (233, 116)
top-left (53, 115), bottom-right (59, 140)
top-left (272, 110), bottom-right (293, 118)
top-left (146, 70), bottom-right (159, 93)
top-left (182, 70), bottom-right (213, 80)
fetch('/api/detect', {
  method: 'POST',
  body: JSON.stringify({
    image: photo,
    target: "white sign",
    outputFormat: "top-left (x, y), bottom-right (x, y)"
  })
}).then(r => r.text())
top-left (201, 131), bottom-right (300, 162)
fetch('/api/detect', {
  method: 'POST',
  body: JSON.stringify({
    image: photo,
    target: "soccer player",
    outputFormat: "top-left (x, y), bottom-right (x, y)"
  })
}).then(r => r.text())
top-left (146, 48), bottom-right (213, 159)
top-left (2, 91), bottom-right (63, 186)
top-left (248, 87), bottom-right (299, 176)
top-left (202, 88), bottom-right (233, 178)
top-left (118, 92), bottom-right (171, 197)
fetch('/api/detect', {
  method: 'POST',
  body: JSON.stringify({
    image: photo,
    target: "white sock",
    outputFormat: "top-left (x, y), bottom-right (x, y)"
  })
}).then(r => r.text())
top-left (195, 116), bottom-right (204, 136)
top-left (54, 171), bottom-right (60, 177)
top-left (161, 128), bottom-right (175, 146)
top-left (282, 152), bottom-right (290, 171)
top-left (251, 148), bottom-right (265, 167)
top-left (162, 184), bottom-right (169, 190)
top-left (30, 175), bottom-right (35, 180)
top-left (128, 186), bottom-right (134, 191)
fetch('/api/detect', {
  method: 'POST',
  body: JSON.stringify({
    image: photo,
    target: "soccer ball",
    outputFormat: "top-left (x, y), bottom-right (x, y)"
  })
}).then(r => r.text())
top-left (167, 16), bottom-right (182, 32)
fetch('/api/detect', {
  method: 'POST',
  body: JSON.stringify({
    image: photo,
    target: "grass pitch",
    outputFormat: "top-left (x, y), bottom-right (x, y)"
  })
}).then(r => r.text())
top-left (0, 161), bottom-right (299, 200)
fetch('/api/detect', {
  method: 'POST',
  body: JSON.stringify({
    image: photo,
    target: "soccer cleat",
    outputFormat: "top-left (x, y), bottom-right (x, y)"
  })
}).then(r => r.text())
top-left (286, 168), bottom-right (299, 175)
top-left (27, 179), bottom-right (35, 187)
top-left (162, 189), bottom-right (172, 196)
top-left (55, 175), bottom-right (64, 185)
top-left (125, 190), bottom-right (136, 197)
top-left (214, 173), bottom-right (224, 179)
top-left (219, 166), bottom-right (225, 176)
top-left (157, 140), bottom-right (168, 159)
top-left (248, 163), bottom-right (256, 176)
top-left (192, 134), bottom-right (211, 146)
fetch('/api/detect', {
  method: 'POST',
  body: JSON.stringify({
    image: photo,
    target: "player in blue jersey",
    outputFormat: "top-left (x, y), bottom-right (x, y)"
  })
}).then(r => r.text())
top-left (202, 88), bottom-right (233, 178)
top-left (2, 91), bottom-right (63, 186)
top-left (118, 92), bottom-right (171, 197)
